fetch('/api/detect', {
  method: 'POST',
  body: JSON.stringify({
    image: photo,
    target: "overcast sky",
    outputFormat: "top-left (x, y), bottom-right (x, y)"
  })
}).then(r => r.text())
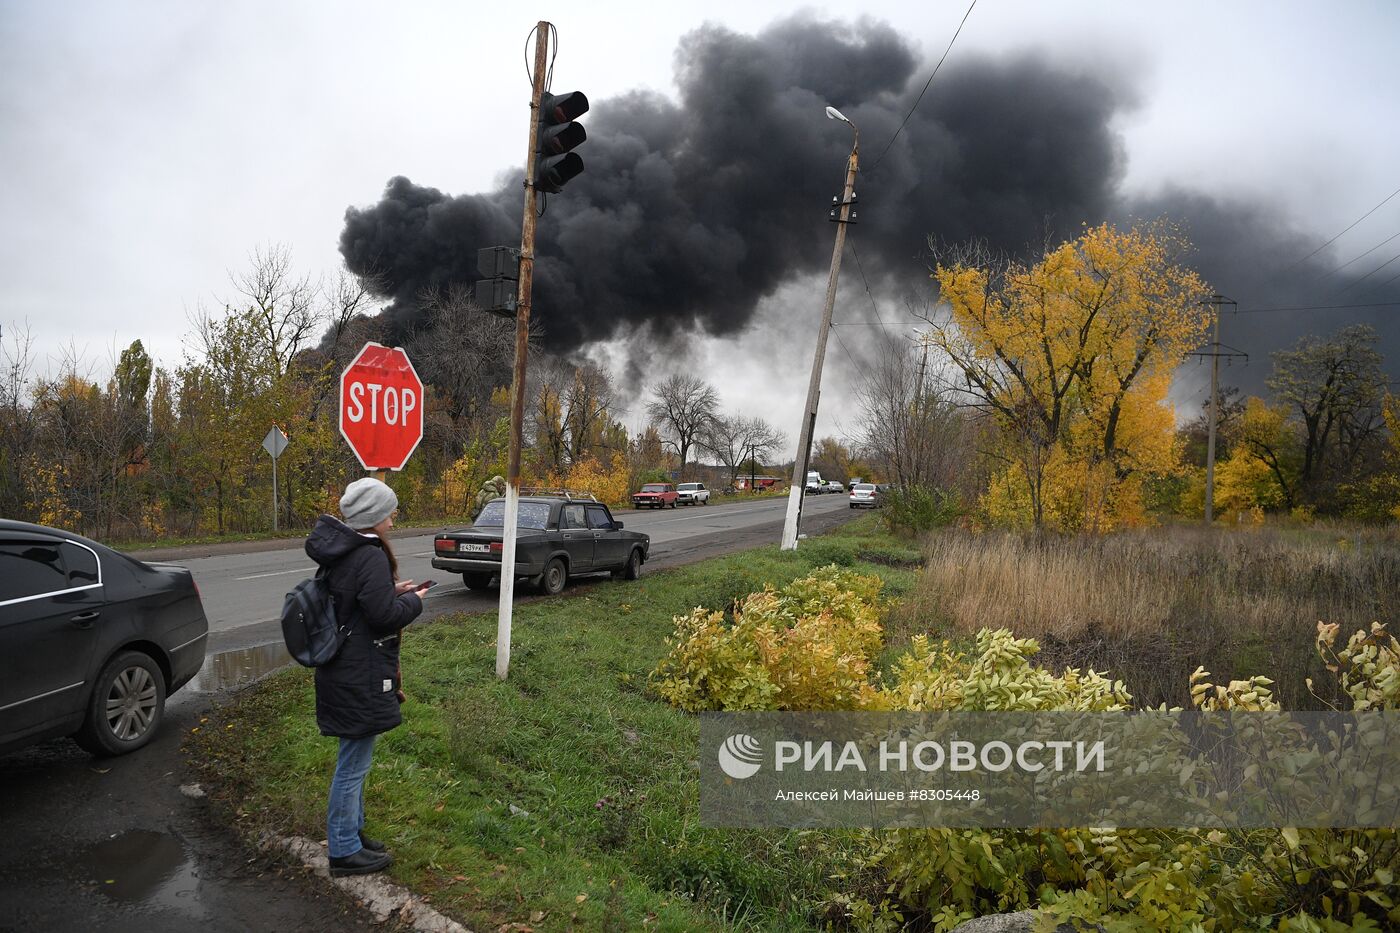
top-left (2, 1), bottom-right (1398, 448)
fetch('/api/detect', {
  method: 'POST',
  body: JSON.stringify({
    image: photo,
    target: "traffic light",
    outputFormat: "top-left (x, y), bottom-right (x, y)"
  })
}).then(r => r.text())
top-left (535, 91), bottom-right (589, 193)
top-left (475, 247), bottom-right (520, 318)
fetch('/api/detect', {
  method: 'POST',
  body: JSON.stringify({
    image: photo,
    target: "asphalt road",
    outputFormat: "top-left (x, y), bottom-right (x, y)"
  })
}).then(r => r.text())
top-left (194, 493), bottom-right (854, 655)
top-left (0, 492), bottom-right (859, 932)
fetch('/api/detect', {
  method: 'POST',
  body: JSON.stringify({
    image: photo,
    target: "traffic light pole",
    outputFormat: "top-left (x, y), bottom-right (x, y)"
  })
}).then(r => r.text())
top-left (496, 21), bottom-right (550, 680)
top-left (781, 132), bottom-right (858, 550)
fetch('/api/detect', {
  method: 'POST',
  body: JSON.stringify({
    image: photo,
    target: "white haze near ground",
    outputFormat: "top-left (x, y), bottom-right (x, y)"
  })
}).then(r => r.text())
top-left (2, 1), bottom-right (1397, 451)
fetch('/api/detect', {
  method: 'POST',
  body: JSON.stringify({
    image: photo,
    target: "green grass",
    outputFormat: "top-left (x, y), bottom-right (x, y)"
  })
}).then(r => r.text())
top-left (189, 516), bottom-right (912, 932)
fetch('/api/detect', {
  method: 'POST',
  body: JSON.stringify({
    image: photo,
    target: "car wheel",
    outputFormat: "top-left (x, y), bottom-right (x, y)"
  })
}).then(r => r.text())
top-left (75, 650), bottom-right (166, 756)
top-left (538, 558), bottom-right (567, 595)
top-left (617, 547), bottom-right (642, 581)
top-left (463, 572), bottom-right (493, 590)
top-left (670, 500), bottom-right (677, 509)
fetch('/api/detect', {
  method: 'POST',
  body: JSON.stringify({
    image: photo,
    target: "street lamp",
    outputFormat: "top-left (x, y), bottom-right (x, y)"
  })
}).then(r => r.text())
top-left (781, 105), bottom-right (859, 550)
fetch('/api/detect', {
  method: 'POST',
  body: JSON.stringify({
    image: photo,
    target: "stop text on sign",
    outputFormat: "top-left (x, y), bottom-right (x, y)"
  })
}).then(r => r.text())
top-left (339, 342), bottom-right (425, 472)
top-left (344, 381), bottom-right (417, 426)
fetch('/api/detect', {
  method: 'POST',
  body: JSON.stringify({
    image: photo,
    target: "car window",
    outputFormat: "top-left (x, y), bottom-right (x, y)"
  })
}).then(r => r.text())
top-left (474, 500), bottom-right (551, 530)
top-left (561, 504), bottom-right (587, 529)
top-left (585, 506), bottom-right (614, 530)
top-left (62, 541), bottom-right (99, 585)
top-left (0, 540), bottom-right (70, 602)
top-left (855, 484), bottom-right (875, 491)
top-left (642, 484), bottom-right (669, 492)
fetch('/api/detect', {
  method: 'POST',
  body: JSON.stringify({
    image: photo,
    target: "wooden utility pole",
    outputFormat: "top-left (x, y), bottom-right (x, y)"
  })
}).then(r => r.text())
top-left (781, 112), bottom-right (859, 551)
top-left (496, 22), bottom-right (550, 680)
top-left (1204, 306), bottom-right (1221, 524)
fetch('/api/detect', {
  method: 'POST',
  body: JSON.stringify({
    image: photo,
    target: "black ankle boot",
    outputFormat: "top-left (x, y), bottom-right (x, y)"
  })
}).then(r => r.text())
top-left (358, 830), bottom-right (387, 853)
top-left (329, 847), bottom-right (392, 877)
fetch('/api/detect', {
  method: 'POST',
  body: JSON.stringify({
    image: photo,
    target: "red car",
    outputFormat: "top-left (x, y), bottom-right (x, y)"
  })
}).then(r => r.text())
top-left (630, 483), bottom-right (678, 509)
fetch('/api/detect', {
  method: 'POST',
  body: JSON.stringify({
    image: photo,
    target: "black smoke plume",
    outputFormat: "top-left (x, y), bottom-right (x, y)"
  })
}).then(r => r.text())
top-left (339, 15), bottom-right (1399, 378)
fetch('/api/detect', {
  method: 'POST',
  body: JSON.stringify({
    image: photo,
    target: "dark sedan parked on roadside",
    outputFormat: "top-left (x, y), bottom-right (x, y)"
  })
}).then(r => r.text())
top-left (0, 519), bottom-right (208, 756)
top-left (432, 496), bottom-right (650, 595)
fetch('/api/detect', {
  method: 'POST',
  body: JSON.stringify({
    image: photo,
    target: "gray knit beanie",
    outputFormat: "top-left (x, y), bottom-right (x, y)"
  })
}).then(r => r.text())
top-left (340, 477), bottom-right (398, 530)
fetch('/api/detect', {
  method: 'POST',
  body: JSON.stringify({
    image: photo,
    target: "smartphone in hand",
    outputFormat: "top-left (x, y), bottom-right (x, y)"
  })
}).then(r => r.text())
top-left (416, 579), bottom-right (438, 592)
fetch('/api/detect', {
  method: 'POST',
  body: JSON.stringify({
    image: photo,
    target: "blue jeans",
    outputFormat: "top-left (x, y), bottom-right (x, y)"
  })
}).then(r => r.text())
top-left (327, 735), bottom-right (377, 858)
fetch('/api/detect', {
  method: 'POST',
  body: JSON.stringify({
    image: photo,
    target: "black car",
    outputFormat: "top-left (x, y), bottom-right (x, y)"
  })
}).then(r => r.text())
top-left (0, 520), bottom-right (208, 756)
top-left (432, 496), bottom-right (650, 595)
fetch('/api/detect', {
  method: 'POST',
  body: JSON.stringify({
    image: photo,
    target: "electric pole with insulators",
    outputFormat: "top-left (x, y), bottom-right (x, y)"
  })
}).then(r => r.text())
top-left (781, 105), bottom-right (859, 551)
top-left (1189, 294), bottom-right (1245, 524)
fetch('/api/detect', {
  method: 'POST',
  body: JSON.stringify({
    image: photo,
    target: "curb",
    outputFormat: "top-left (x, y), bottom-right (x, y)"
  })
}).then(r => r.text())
top-left (263, 833), bottom-right (473, 933)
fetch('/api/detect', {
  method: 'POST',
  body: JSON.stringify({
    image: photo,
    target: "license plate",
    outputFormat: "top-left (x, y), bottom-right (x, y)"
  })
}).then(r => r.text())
top-left (458, 543), bottom-right (490, 553)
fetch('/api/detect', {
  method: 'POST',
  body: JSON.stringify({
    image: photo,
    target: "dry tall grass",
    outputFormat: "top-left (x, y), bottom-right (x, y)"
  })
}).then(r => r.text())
top-left (902, 524), bottom-right (1400, 708)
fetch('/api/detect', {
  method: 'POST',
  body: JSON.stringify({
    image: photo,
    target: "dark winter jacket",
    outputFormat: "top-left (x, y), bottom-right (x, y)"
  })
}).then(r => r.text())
top-left (306, 514), bottom-right (423, 739)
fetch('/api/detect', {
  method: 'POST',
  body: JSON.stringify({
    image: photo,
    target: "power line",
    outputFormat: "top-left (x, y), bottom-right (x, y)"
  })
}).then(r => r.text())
top-left (1334, 250), bottom-right (1400, 297)
top-left (830, 323), bottom-right (862, 370)
top-left (1283, 184), bottom-right (1400, 271)
top-left (850, 242), bottom-right (885, 328)
top-left (1234, 300), bottom-right (1400, 314)
top-left (1365, 268), bottom-right (1400, 297)
top-left (869, 0), bottom-right (978, 172)
top-left (1319, 229), bottom-right (1400, 280)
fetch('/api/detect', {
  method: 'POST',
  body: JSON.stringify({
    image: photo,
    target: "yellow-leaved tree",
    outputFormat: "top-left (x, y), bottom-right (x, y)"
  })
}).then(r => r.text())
top-left (1214, 396), bottom-right (1301, 514)
top-left (928, 222), bottom-right (1211, 530)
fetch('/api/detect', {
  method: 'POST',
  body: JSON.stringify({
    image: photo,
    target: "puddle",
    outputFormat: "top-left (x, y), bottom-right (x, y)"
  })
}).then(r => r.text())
top-left (76, 829), bottom-right (201, 914)
top-left (189, 642), bottom-right (292, 692)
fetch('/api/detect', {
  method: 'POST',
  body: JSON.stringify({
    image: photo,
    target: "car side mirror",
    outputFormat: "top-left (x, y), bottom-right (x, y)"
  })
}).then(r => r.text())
top-left (613, 521), bottom-right (624, 530)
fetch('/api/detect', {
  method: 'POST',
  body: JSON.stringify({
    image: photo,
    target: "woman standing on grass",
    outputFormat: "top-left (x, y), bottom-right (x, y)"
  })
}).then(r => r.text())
top-left (305, 477), bottom-right (426, 878)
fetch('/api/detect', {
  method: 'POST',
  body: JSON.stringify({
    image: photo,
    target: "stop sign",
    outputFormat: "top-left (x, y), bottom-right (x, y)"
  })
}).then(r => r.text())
top-left (339, 342), bottom-right (424, 471)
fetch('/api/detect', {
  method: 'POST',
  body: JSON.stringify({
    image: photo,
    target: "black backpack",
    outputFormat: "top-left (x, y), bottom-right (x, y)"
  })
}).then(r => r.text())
top-left (281, 567), bottom-right (350, 667)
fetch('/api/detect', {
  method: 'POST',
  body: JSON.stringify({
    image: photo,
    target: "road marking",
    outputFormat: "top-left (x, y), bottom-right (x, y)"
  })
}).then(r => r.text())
top-left (650, 513), bottom-right (732, 525)
top-left (235, 567), bottom-right (314, 581)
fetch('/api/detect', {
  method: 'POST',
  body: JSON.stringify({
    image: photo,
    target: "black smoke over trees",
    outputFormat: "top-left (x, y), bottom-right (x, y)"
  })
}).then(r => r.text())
top-left (337, 15), bottom-right (1398, 377)
top-left (338, 17), bottom-right (1125, 352)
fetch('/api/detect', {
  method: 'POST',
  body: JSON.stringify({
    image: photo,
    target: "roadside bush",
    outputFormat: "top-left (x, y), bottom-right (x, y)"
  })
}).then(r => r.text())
top-left (550, 453), bottom-right (631, 507)
top-left (649, 565), bottom-right (886, 712)
top-left (851, 624), bottom-right (1400, 931)
top-left (1316, 620), bottom-right (1400, 710)
top-left (881, 485), bottom-right (963, 538)
top-left (876, 628), bottom-right (1131, 713)
top-left (656, 559), bottom-right (1400, 929)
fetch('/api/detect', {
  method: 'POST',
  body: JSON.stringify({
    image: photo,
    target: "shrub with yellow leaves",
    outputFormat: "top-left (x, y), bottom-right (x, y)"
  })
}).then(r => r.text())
top-left (648, 565), bottom-right (885, 712)
top-left (1314, 621), bottom-right (1400, 711)
top-left (562, 454), bottom-right (632, 507)
top-left (649, 563), bottom-right (1400, 929)
top-left (862, 627), bottom-right (1400, 931)
top-left (878, 629), bottom-right (1131, 713)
